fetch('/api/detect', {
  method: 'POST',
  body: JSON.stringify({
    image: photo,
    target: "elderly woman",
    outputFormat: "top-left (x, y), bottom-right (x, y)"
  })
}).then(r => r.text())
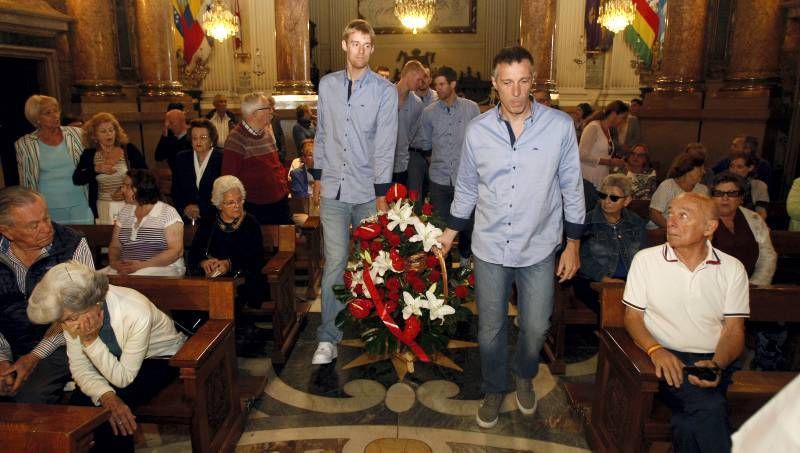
top-left (171, 118), bottom-right (223, 224)
top-left (728, 151), bottom-right (770, 220)
top-left (73, 112), bottom-right (147, 224)
top-left (625, 143), bottom-right (657, 200)
top-left (649, 149), bottom-right (709, 228)
top-left (710, 173), bottom-right (776, 286)
top-left (188, 175), bottom-right (265, 307)
top-left (15, 95), bottom-right (93, 224)
top-left (103, 169), bottom-right (185, 276)
top-left (579, 100), bottom-right (630, 189)
top-left (27, 261), bottom-right (185, 451)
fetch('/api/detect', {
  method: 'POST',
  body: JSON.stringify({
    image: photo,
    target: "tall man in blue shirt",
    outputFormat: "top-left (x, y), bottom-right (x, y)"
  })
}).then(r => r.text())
top-left (439, 47), bottom-right (585, 428)
top-left (310, 19), bottom-right (399, 365)
top-left (392, 60), bottom-right (425, 185)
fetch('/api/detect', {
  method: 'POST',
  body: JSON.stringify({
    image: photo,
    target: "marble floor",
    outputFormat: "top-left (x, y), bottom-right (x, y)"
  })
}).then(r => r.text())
top-left (138, 297), bottom-right (600, 453)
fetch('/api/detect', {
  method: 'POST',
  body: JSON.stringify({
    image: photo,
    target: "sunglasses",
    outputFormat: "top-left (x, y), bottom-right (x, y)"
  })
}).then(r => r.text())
top-left (597, 192), bottom-right (625, 202)
top-left (711, 189), bottom-right (742, 198)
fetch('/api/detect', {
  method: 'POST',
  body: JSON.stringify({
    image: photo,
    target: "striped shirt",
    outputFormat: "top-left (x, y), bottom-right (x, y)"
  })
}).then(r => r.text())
top-left (94, 152), bottom-right (129, 201)
top-left (116, 201), bottom-right (182, 261)
top-left (0, 235), bottom-right (94, 361)
top-left (14, 126), bottom-right (87, 199)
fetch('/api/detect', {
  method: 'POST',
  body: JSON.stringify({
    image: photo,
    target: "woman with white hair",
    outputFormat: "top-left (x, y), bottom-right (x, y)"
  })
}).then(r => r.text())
top-left (27, 261), bottom-right (185, 451)
top-left (15, 94), bottom-right (93, 224)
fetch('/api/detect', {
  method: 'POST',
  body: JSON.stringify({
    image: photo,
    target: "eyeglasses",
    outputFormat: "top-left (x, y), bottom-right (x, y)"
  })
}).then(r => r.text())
top-left (597, 192), bottom-right (624, 202)
top-left (222, 199), bottom-right (244, 207)
top-left (193, 135), bottom-right (210, 140)
top-left (711, 189), bottom-right (742, 198)
top-left (255, 106), bottom-right (274, 112)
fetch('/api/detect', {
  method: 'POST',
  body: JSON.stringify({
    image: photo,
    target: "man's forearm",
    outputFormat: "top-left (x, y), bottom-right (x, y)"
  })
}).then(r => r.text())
top-left (712, 319), bottom-right (746, 368)
top-left (624, 309), bottom-right (660, 351)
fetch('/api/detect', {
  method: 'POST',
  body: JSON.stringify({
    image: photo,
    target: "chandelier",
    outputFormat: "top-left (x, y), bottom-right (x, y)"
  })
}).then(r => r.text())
top-left (394, 0), bottom-right (436, 34)
top-left (202, 0), bottom-right (239, 43)
top-left (598, 0), bottom-right (635, 33)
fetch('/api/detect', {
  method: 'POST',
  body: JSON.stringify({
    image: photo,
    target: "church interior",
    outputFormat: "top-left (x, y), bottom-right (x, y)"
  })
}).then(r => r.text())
top-left (1, 0), bottom-right (799, 452)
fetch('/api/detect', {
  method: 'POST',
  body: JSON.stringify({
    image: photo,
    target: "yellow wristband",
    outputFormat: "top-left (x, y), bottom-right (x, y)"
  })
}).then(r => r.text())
top-left (646, 344), bottom-right (664, 356)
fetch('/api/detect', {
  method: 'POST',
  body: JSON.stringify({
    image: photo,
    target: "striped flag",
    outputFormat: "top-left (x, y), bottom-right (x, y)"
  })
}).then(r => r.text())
top-left (624, 0), bottom-right (666, 67)
top-left (172, 0), bottom-right (207, 64)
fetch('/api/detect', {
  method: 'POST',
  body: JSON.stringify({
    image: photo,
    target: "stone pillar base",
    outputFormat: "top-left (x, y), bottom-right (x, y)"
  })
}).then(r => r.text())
top-left (721, 75), bottom-right (781, 92)
top-left (654, 77), bottom-right (704, 93)
top-left (139, 81), bottom-right (184, 97)
top-left (75, 80), bottom-right (124, 97)
top-left (273, 80), bottom-right (316, 96)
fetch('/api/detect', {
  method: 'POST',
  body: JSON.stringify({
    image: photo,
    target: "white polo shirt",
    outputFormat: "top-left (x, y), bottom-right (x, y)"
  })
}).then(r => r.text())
top-left (622, 241), bottom-right (749, 353)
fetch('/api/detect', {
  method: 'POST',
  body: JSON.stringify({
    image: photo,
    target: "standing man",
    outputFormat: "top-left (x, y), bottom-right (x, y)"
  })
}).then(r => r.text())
top-left (392, 61), bottom-right (425, 185)
top-left (222, 92), bottom-right (290, 225)
top-left (267, 96), bottom-right (287, 164)
top-left (205, 94), bottom-right (238, 147)
top-left (155, 109), bottom-right (190, 173)
top-left (310, 19), bottom-right (398, 365)
top-left (408, 66), bottom-right (438, 208)
top-left (421, 66), bottom-right (480, 266)
top-left (439, 46), bottom-right (585, 428)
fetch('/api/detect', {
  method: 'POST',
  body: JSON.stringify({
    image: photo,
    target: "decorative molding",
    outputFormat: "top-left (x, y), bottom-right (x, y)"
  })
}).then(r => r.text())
top-left (0, 0), bottom-right (71, 37)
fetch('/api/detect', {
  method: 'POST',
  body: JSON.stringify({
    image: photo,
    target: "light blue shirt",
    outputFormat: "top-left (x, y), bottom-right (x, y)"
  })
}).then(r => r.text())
top-left (312, 68), bottom-right (399, 203)
top-left (450, 101), bottom-right (585, 267)
top-left (393, 91), bottom-right (424, 173)
top-left (417, 88), bottom-right (438, 108)
top-left (420, 97), bottom-right (481, 186)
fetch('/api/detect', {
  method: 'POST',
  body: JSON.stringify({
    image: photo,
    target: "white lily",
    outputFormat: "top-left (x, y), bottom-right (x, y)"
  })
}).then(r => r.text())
top-left (422, 283), bottom-right (455, 324)
top-left (368, 250), bottom-right (396, 285)
top-left (409, 221), bottom-right (443, 252)
top-left (402, 291), bottom-right (426, 319)
top-left (349, 269), bottom-right (371, 298)
top-left (387, 200), bottom-right (417, 232)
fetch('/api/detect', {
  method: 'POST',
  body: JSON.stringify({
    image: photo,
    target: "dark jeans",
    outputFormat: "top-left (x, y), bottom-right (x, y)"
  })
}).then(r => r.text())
top-left (0, 346), bottom-right (69, 404)
top-left (658, 349), bottom-right (735, 453)
top-left (70, 358), bottom-right (178, 453)
top-left (245, 198), bottom-right (291, 225)
top-left (429, 180), bottom-right (472, 258)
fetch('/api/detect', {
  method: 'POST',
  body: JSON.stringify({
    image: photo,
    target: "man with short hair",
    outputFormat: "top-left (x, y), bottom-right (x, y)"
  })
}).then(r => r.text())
top-left (439, 46), bottom-right (585, 428)
top-left (222, 92), bottom-right (290, 225)
top-left (392, 60), bottom-right (425, 185)
top-left (155, 109), bottom-right (190, 173)
top-left (0, 186), bottom-right (95, 403)
top-left (532, 89), bottom-right (552, 107)
top-left (623, 192), bottom-right (748, 452)
top-left (712, 135), bottom-right (772, 184)
top-left (205, 94), bottom-right (238, 147)
top-left (421, 66), bottom-right (480, 266)
top-left (407, 65), bottom-right (438, 211)
top-left (310, 19), bottom-right (398, 365)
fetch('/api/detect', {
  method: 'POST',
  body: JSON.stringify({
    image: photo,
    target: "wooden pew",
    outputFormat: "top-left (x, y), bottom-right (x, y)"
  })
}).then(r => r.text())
top-left (585, 282), bottom-right (800, 453)
top-left (106, 275), bottom-right (253, 453)
top-left (0, 403), bottom-right (109, 452)
top-left (296, 216), bottom-right (322, 300)
top-left (67, 224), bottom-right (113, 267)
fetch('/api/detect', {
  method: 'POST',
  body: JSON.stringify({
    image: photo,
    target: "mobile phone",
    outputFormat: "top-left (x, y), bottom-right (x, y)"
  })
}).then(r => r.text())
top-left (683, 366), bottom-right (719, 381)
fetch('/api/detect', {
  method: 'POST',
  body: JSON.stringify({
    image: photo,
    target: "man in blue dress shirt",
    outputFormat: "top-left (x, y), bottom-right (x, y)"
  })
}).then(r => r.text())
top-left (391, 60), bottom-right (425, 185)
top-left (310, 19), bottom-right (399, 365)
top-left (439, 46), bottom-right (585, 428)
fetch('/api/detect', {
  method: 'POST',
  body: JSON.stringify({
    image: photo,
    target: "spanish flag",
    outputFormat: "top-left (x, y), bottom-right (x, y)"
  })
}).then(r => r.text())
top-left (624, 0), bottom-right (666, 67)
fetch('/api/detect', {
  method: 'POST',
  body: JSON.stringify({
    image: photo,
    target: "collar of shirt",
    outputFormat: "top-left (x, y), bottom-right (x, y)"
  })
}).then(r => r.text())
top-left (662, 240), bottom-right (722, 268)
top-left (241, 120), bottom-right (264, 136)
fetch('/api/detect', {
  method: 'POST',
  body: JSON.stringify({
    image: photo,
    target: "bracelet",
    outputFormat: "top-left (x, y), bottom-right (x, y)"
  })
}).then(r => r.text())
top-left (646, 344), bottom-right (664, 356)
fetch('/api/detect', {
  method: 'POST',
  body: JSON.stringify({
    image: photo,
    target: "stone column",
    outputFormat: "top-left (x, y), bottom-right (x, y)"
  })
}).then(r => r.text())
top-left (724, 0), bottom-right (783, 89)
top-left (655, 0), bottom-right (709, 92)
top-left (134, 0), bottom-right (183, 96)
top-left (519, 0), bottom-right (557, 92)
top-left (273, 0), bottom-right (315, 95)
top-left (65, 0), bottom-right (122, 96)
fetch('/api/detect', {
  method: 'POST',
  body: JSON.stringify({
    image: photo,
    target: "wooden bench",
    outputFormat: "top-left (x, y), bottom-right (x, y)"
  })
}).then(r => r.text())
top-left (584, 282), bottom-right (800, 453)
top-left (0, 403), bottom-right (109, 452)
top-left (296, 216), bottom-right (322, 300)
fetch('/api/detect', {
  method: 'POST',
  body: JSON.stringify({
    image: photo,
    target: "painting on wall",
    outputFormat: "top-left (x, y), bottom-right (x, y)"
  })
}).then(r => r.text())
top-left (358, 0), bottom-right (477, 34)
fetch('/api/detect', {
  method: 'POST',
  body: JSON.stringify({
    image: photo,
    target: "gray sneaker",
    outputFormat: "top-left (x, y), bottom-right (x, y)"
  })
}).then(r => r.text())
top-left (476, 393), bottom-right (503, 428)
top-left (515, 376), bottom-right (537, 415)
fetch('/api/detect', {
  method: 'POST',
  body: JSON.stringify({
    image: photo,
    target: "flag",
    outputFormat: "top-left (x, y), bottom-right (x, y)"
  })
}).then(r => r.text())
top-left (233, 0), bottom-right (242, 50)
top-left (172, 0), bottom-right (207, 64)
top-left (624, 0), bottom-right (666, 67)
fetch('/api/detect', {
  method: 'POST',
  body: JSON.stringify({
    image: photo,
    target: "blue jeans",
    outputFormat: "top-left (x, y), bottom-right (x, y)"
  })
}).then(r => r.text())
top-left (474, 252), bottom-right (555, 394)
top-left (407, 152), bottom-right (428, 213)
top-left (317, 197), bottom-right (376, 343)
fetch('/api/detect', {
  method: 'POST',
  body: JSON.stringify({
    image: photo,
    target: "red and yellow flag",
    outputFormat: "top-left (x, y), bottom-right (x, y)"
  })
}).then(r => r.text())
top-left (624, 0), bottom-right (663, 66)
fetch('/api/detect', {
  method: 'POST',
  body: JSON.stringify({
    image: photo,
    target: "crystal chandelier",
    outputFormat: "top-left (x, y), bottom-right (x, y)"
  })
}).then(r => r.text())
top-left (598, 0), bottom-right (635, 34)
top-left (394, 0), bottom-right (436, 34)
top-left (202, 0), bottom-right (239, 43)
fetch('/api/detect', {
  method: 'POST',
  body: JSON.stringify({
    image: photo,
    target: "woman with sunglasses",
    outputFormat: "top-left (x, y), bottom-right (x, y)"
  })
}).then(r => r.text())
top-left (576, 174), bottom-right (647, 311)
top-left (27, 261), bottom-right (185, 452)
top-left (710, 173), bottom-right (776, 286)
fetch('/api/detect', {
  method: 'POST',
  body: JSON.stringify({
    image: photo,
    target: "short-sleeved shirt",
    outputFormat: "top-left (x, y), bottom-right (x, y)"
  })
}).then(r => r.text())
top-left (116, 201), bottom-right (183, 262)
top-left (622, 242), bottom-right (750, 353)
top-left (648, 178), bottom-right (709, 227)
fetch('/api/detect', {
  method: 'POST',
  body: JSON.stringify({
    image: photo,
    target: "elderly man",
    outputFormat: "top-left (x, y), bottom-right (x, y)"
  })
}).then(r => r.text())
top-left (222, 92), bottom-right (290, 225)
top-left (391, 60), bottom-right (425, 185)
top-left (439, 46), bottom-right (584, 428)
top-left (0, 186), bottom-right (95, 403)
top-left (623, 192), bottom-right (748, 452)
top-left (712, 135), bottom-right (772, 185)
top-left (205, 94), bottom-right (237, 147)
top-left (155, 109), bottom-right (190, 173)
top-left (532, 89), bottom-right (552, 107)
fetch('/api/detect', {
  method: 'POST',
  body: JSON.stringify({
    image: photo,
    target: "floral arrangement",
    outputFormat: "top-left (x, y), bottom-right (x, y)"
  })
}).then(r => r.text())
top-left (334, 183), bottom-right (473, 362)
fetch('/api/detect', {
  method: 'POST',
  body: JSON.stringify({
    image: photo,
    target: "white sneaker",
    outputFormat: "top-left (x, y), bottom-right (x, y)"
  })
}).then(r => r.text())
top-left (311, 341), bottom-right (337, 365)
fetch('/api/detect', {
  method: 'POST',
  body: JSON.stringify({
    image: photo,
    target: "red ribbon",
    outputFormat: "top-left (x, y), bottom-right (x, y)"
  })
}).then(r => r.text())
top-left (361, 262), bottom-right (430, 362)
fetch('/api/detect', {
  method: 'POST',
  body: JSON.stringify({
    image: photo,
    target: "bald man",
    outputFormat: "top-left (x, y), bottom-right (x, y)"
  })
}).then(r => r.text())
top-left (622, 192), bottom-right (749, 453)
top-left (155, 109), bottom-right (190, 173)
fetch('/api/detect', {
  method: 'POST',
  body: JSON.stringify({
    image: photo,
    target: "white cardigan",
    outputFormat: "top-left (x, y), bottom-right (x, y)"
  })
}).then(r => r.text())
top-left (738, 207), bottom-right (777, 286)
top-left (66, 285), bottom-right (186, 405)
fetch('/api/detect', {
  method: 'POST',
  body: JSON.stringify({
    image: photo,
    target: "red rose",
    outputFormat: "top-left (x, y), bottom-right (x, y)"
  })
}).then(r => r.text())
top-left (387, 232), bottom-right (401, 247)
top-left (455, 285), bottom-right (469, 299)
top-left (343, 271), bottom-right (353, 288)
top-left (360, 240), bottom-right (370, 251)
top-left (428, 269), bottom-right (441, 284)
top-left (354, 223), bottom-right (381, 240)
top-left (404, 225), bottom-right (415, 238)
top-left (402, 315), bottom-right (421, 341)
top-left (409, 190), bottom-right (419, 202)
top-left (348, 298), bottom-right (373, 319)
top-left (411, 279), bottom-right (426, 293)
top-left (384, 299), bottom-right (398, 315)
top-left (426, 254), bottom-right (439, 268)
top-left (385, 276), bottom-right (401, 291)
top-left (385, 183), bottom-right (408, 203)
top-left (422, 203), bottom-right (433, 216)
top-left (370, 240), bottom-right (383, 254)
top-left (378, 214), bottom-right (389, 226)
top-left (468, 273), bottom-right (475, 287)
